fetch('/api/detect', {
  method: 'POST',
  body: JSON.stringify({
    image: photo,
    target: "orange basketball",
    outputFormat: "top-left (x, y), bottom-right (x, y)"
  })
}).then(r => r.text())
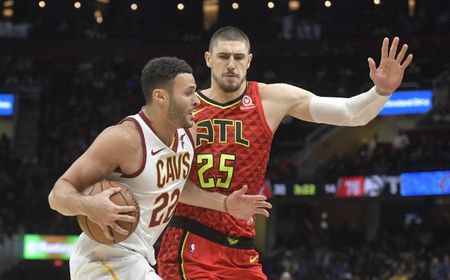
top-left (77, 180), bottom-right (140, 245)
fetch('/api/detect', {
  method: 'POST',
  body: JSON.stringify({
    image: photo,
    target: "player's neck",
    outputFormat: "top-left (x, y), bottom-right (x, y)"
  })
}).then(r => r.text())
top-left (207, 80), bottom-right (247, 103)
top-left (142, 106), bottom-right (177, 147)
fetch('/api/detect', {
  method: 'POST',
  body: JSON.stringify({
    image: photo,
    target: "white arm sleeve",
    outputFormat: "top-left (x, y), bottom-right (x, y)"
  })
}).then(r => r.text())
top-left (309, 87), bottom-right (389, 126)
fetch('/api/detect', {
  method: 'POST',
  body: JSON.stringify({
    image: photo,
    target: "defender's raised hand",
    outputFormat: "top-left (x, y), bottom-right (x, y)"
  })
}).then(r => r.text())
top-left (368, 37), bottom-right (413, 95)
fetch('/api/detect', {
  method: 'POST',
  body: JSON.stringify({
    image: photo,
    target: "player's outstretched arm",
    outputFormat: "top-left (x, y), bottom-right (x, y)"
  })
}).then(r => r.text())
top-left (179, 180), bottom-right (272, 220)
top-left (48, 124), bottom-right (137, 239)
top-left (262, 37), bottom-right (413, 128)
top-left (308, 37), bottom-right (413, 126)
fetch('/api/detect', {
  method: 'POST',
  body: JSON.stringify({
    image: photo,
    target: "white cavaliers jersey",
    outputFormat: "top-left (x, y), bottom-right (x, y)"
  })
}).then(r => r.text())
top-left (73, 110), bottom-right (194, 266)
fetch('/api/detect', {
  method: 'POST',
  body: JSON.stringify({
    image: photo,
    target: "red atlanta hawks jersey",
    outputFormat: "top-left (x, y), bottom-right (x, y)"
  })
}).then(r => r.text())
top-left (174, 81), bottom-right (273, 238)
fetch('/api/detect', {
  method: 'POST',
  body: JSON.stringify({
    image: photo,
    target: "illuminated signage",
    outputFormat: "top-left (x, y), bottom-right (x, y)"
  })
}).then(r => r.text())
top-left (379, 90), bottom-right (432, 116)
top-left (336, 176), bottom-right (365, 197)
top-left (23, 234), bottom-right (79, 260)
top-left (293, 184), bottom-right (316, 196)
top-left (363, 175), bottom-right (400, 197)
top-left (0, 93), bottom-right (14, 116)
top-left (269, 170), bottom-right (450, 198)
top-left (401, 170), bottom-right (450, 196)
top-left (272, 183), bottom-right (287, 196)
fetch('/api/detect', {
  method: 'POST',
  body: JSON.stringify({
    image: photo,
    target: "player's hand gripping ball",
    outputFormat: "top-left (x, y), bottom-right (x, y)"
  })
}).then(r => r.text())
top-left (77, 181), bottom-right (140, 244)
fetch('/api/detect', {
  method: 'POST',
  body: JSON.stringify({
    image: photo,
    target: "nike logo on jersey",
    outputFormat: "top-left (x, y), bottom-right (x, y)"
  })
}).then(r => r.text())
top-left (192, 108), bottom-right (206, 116)
top-left (151, 147), bottom-right (165, 155)
top-left (249, 255), bottom-right (259, 263)
top-left (226, 237), bottom-right (239, 246)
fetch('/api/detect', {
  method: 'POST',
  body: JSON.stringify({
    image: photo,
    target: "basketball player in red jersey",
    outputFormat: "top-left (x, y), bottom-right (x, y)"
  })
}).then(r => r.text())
top-left (49, 57), bottom-right (271, 280)
top-left (157, 27), bottom-right (413, 279)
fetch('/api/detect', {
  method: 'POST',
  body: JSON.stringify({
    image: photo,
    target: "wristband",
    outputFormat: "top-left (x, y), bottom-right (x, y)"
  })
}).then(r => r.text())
top-left (223, 196), bottom-right (229, 214)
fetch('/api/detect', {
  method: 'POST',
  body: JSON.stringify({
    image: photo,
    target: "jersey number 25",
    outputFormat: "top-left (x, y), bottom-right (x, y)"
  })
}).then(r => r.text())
top-left (197, 153), bottom-right (236, 189)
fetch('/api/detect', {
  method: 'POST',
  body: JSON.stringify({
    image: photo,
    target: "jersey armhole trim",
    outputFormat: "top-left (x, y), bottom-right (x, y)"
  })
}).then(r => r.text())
top-left (183, 128), bottom-right (195, 148)
top-left (120, 117), bottom-right (147, 178)
top-left (253, 82), bottom-right (273, 140)
top-left (171, 130), bottom-right (179, 153)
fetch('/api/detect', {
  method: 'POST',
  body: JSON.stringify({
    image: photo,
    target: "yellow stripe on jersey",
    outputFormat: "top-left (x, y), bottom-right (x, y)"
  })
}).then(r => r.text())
top-left (100, 260), bottom-right (119, 280)
top-left (180, 232), bottom-right (190, 280)
top-left (169, 136), bottom-right (175, 149)
top-left (196, 93), bottom-right (242, 109)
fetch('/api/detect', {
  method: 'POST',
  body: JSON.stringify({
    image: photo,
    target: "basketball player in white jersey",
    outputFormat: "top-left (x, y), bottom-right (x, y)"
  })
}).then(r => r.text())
top-left (48, 57), bottom-right (271, 280)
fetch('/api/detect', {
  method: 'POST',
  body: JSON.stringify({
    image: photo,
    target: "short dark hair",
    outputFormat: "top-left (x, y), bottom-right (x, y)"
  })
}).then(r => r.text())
top-left (209, 26), bottom-right (251, 53)
top-left (141, 57), bottom-right (193, 103)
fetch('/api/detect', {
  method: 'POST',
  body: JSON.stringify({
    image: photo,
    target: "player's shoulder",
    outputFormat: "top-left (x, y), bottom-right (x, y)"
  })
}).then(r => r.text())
top-left (257, 82), bottom-right (291, 99)
top-left (96, 122), bottom-right (141, 151)
top-left (257, 82), bottom-right (312, 100)
top-left (257, 82), bottom-right (292, 92)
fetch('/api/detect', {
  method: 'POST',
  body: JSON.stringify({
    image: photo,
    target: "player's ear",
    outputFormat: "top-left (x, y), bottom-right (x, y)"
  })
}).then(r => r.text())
top-left (153, 89), bottom-right (166, 103)
top-left (205, 51), bottom-right (212, 68)
top-left (247, 53), bottom-right (253, 69)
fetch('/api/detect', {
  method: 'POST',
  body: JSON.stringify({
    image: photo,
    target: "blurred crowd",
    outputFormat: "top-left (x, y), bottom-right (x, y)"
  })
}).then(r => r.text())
top-left (314, 127), bottom-right (450, 185)
top-left (263, 224), bottom-right (450, 280)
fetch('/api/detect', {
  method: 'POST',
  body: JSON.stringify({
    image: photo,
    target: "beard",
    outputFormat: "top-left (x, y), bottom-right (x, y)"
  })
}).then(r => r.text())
top-left (213, 72), bottom-right (246, 93)
top-left (168, 98), bottom-right (192, 128)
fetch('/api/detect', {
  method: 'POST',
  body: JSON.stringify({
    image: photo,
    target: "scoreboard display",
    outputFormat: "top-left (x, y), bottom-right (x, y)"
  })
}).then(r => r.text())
top-left (270, 170), bottom-right (449, 198)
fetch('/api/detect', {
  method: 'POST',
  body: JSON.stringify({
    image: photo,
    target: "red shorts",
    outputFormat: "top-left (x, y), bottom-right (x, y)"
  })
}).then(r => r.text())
top-left (158, 216), bottom-right (266, 280)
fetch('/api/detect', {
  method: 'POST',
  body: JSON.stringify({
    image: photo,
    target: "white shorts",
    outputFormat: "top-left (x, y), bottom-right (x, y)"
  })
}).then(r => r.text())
top-left (70, 237), bottom-right (161, 280)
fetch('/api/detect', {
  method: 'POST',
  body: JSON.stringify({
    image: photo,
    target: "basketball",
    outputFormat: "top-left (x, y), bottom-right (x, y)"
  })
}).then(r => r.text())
top-left (77, 180), bottom-right (140, 245)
